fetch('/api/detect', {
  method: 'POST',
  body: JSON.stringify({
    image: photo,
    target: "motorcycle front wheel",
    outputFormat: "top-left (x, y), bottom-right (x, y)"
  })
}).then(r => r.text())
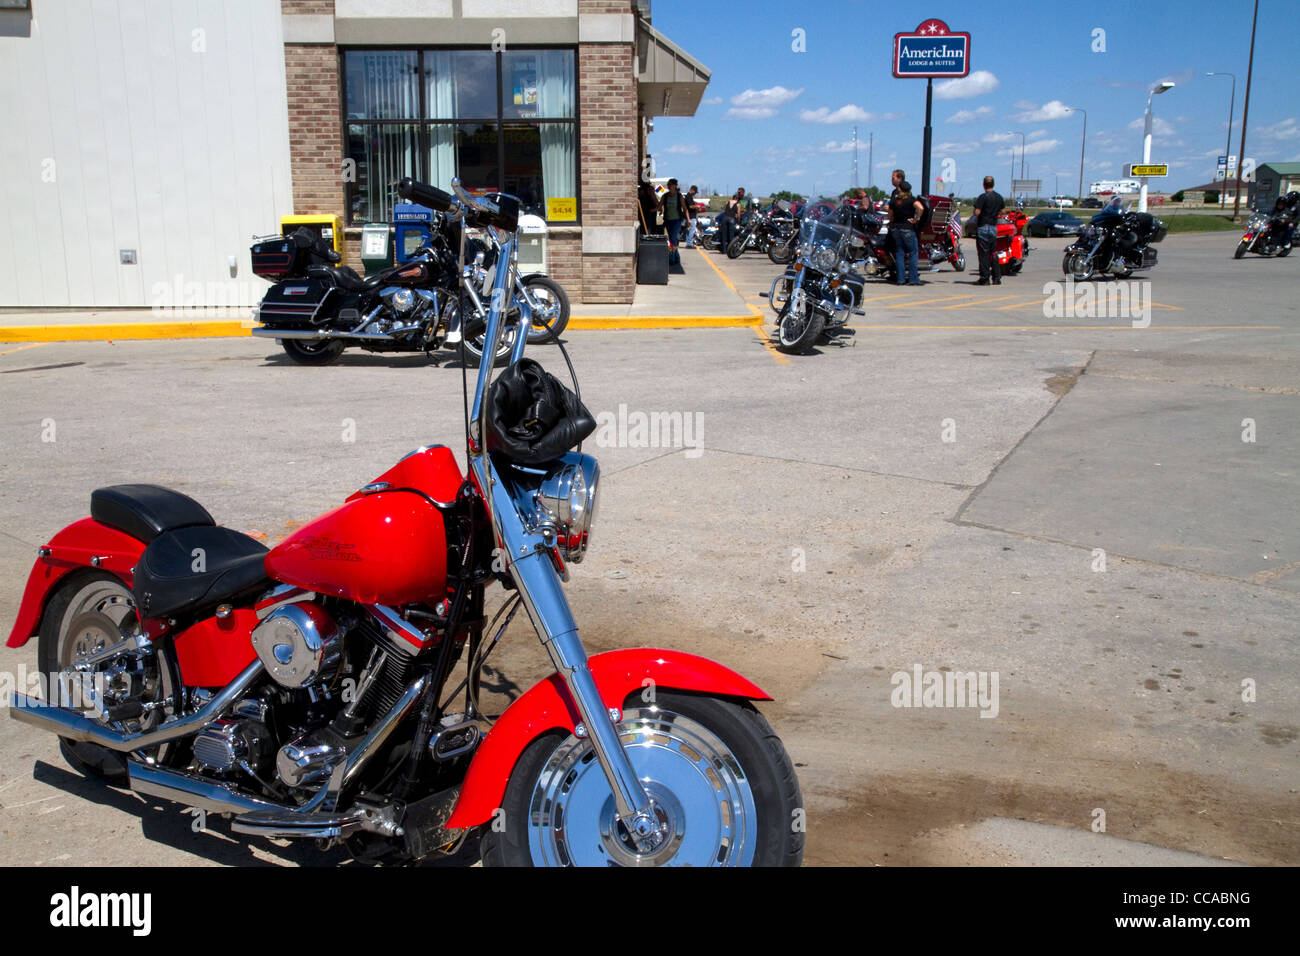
top-left (776, 300), bottom-right (825, 354)
top-left (726, 235), bottom-right (747, 259)
top-left (951, 252), bottom-right (966, 272)
top-left (1065, 250), bottom-right (1094, 281)
top-left (768, 238), bottom-right (795, 265)
top-left (480, 691), bottom-right (803, 867)
top-left (1233, 240), bottom-right (1247, 260)
top-left (521, 275), bottom-right (571, 344)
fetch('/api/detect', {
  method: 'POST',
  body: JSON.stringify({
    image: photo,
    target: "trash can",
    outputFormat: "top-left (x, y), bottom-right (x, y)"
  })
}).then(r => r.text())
top-left (637, 233), bottom-right (669, 285)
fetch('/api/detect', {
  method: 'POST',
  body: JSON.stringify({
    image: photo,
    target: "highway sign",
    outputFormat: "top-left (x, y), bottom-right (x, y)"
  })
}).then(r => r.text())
top-left (1125, 164), bottom-right (1168, 177)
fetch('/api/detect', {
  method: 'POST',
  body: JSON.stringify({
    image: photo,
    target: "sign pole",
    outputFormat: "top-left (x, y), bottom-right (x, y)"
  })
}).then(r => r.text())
top-left (921, 78), bottom-right (933, 197)
top-left (1233, 0), bottom-right (1258, 222)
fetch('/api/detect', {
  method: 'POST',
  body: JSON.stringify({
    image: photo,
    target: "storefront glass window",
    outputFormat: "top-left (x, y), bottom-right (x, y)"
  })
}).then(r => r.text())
top-left (343, 48), bottom-right (579, 225)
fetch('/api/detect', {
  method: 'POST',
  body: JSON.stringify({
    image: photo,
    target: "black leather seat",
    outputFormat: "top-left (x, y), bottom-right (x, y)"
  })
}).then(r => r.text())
top-left (91, 484), bottom-right (214, 543)
top-left (132, 526), bottom-right (269, 621)
top-left (307, 263), bottom-right (383, 293)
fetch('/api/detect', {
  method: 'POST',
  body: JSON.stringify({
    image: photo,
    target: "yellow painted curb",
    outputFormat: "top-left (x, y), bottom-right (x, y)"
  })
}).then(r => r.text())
top-left (0, 321), bottom-right (254, 342)
top-left (0, 316), bottom-right (763, 342)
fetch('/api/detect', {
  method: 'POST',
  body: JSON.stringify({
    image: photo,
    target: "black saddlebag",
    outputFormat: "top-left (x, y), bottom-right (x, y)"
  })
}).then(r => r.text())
top-left (255, 278), bottom-right (337, 327)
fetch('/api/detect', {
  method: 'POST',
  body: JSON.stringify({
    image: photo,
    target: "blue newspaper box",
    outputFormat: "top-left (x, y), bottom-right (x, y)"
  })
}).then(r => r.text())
top-left (393, 203), bottom-right (435, 262)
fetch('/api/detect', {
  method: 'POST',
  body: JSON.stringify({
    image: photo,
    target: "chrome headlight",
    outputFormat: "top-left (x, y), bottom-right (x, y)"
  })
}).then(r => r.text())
top-left (531, 453), bottom-right (600, 562)
top-left (811, 240), bottom-right (838, 273)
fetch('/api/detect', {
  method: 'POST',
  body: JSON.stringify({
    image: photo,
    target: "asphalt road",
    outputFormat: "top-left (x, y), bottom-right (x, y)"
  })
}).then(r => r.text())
top-left (0, 230), bottom-right (1296, 866)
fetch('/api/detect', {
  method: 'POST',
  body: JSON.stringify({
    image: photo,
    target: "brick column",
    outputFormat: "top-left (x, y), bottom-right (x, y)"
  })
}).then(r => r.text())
top-left (577, 0), bottom-right (637, 303)
top-left (282, 1), bottom-right (341, 219)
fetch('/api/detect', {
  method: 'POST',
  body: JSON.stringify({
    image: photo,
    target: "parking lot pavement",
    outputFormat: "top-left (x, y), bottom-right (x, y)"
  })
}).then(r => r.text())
top-left (0, 236), bottom-right (1296, 866)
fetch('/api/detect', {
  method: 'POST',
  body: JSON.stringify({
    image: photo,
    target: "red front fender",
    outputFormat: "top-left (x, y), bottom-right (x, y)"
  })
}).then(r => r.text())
top-left (444, 648), bottom-right (771, 830)
top-left (5, 518), bottom-right (145, 648)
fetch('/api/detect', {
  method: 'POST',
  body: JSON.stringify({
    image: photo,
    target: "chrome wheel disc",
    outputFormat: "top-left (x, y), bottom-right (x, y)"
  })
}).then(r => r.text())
top-left (58, 580), bottom-right (138, 666)
top-left (526, 705), bottom-right (757, 867)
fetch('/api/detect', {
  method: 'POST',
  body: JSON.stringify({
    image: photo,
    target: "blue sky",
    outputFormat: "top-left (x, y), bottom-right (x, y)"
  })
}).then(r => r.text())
top-left (648, 0), bottom-right (1297, 198)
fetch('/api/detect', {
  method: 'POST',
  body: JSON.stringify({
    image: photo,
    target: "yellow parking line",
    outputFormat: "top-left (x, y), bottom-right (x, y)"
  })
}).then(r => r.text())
top-left (937, 294), bottom-right (1024, 309)
top-left (754, 325), bottom-right (791, 365)
top-left (0, 342), bottom-right (50, 355)
top-left (844, 324), bottom-right (1280, 330)
top-left (994, 299), bottom-right (1051, 310)
top-left (882, 294), bottom-right (977, 309)
top-left (695, 246), bottom-right (762, 317)
top-left (857, 292), bottom-right (913, 303)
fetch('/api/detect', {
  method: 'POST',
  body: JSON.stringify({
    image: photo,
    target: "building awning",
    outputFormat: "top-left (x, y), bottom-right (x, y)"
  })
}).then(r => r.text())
top-left (636, 21), bottom-right (711, 118)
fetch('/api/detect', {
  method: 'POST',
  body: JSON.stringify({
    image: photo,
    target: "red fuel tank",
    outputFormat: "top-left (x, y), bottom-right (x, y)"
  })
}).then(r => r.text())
top-left (266, 491), bottom-right (448, 606)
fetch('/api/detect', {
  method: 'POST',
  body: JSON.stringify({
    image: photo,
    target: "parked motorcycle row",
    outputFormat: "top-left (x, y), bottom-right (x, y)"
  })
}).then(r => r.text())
top-left (8, 178), bottom-right (805, 868)
top-left (250, 206), bottom-right (570, 367)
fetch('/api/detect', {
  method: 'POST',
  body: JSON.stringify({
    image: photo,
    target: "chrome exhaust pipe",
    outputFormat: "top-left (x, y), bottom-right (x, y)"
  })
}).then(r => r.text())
top-left (128, 762), bottom-right (286, 816)
top-left (8, 660), bottom-right (264, 752)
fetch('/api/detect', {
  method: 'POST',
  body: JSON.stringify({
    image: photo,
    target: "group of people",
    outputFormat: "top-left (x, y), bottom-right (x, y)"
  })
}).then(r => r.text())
top-left (637, 179), bottom-right (704, 266)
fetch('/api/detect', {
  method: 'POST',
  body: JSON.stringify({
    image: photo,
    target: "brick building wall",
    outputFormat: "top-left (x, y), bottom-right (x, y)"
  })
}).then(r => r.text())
top-left (577, 0), bottom-right (637, 303)
top-left (547, 231), bottom-right (584, 303)
top-left (282, 1), bottom-right (341, 220)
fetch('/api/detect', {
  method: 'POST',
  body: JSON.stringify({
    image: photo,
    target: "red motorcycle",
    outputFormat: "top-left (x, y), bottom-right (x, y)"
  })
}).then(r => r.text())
top-left (994, 210), bottom-right (1030, 274)
top-left (918, 195), bottom-right (966, 272)
top-left (6, 178), bottom-right (804, 867)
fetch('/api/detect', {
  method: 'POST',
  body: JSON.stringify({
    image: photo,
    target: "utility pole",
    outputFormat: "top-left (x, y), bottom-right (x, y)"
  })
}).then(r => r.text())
top-left (852, 126), bottom-right (859, 188)
top-left (1206, 72), bottom-right (1236, 210)
top-left (1234, 0), bottom-right (1259, 222)
top-left (1066, 107), bottom-right (1087, 202)
top-left (868, 132), bottom-right (874, 190)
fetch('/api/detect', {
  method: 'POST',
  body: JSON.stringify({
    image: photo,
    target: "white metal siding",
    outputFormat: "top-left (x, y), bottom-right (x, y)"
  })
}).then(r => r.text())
top-left (0, 0), bottom-right (292, 307)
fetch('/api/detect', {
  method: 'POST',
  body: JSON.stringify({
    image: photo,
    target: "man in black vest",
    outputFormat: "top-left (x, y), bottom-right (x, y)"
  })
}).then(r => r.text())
top-left (973, 176), bottom-right (1005, 285)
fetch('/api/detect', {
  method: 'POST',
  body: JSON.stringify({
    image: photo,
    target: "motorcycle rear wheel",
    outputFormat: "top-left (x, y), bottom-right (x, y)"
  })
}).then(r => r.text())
top-left (281, 339), bottom-right (345, 365)
top-left (480, 691), bottom-right (804, 867)
top-left (37, 571), bottom-right (178, 783)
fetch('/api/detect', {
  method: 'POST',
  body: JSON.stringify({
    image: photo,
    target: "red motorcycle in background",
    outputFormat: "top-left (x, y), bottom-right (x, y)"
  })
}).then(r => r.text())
top-left (918, 195), bottom-right (966, 272)
top-left (5, 178), bottom-right (804, 867)
top-left (994, 210), bottom-right (1030, 275)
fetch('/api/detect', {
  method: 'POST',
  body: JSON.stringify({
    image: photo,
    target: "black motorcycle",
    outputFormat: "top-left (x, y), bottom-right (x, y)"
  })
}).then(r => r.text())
top-left (1061, 207), bottom-right (1167, 280)
top-left (251, 188), bottom-right (567, 366)
top-left (1233, 208), bottom-right (1293, 259)
top-left (727, 202), bottom-right (795, 259)
top-left (760, 212), bottom-right (866, 354)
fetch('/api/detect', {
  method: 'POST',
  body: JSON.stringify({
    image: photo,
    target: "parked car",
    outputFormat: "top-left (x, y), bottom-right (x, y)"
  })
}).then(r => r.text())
top-left (1027, 211), bottom-right (1085, 237)
top-left (1050, 195), bottom-right (1074, 208)
top-left (1079, 197), bottom-right (1104, 209)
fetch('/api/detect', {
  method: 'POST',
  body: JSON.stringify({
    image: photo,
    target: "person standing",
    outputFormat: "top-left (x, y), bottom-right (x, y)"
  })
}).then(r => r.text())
top-left (718, 187), bottom-right (745, 253)
top-left (638, 180), bottom-right (662, 235)
top-left (889, 169), bottom-right (905, 201)
top-left (663, 179), bottom-right (688, 266)
top-left (888, 180), bottom-right (924, 286)
top-left (683, 185), bottom-right (701, 246)
top-left (973, 175), bottom-right (1005, 285)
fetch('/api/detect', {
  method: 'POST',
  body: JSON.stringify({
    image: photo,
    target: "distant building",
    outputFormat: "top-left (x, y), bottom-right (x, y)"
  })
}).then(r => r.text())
top-left (1248, 163), bottom-right (1300, 210)
top-left (1178, 177), bottom-right (1251, 205)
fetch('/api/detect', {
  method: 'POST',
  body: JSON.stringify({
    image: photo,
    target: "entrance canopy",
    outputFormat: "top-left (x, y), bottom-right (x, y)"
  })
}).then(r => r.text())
top-left (636, 22), bottom-right (710, 117)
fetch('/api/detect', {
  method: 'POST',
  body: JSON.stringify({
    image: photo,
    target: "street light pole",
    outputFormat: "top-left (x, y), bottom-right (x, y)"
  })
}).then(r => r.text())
top-left (1139, 81), bottom-right (1174, 213)
top-left (1008, 130), bottom-right (1025, 196)
top-left (1234, 0), bottom-right (1259, 222)
top-left (1206, 72), bottom-right (1236, 210)
top-left (1066, 106), bottom-right (1087, 201)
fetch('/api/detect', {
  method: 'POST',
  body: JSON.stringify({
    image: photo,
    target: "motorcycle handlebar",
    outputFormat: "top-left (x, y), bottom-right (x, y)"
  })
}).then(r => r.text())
top-left (397, 177), bottom-right (454, 213)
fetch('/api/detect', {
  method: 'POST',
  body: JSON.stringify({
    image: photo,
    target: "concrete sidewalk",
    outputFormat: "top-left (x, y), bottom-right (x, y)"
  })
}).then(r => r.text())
top-left (0, 246), bottom-right (758, 342)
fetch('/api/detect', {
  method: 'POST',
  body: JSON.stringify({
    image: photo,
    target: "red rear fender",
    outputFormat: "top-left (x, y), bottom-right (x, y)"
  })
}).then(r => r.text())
top-left (6, 519), bottom-right (146, 648)
top-left (444, 648), bottom-right (770, 829)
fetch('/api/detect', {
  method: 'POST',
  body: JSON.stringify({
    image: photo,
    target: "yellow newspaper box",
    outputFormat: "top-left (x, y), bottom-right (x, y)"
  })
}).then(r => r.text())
top-left (280, 214), bottom-right (345, 265)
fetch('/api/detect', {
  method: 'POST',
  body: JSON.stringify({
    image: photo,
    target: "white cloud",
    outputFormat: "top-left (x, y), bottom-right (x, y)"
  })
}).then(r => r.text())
top-left (1029, 129), bottom-right (1049, 140)
top-left (730, 85), bottom-right (803, 108)
top-left (998, 139), bottom-right (1061, 157)
top-left (701, 96), bottom-right (723, 105)
top-left (787, 169), bottom-right (807, 177)
top-left (1012, 100), bottom-right (1036, 111)
top-left (933, 70), bottom-right (1000, 100)
top-left (726, 107), bottom-right (777, 120)
top-left (936, 140), bottom-right (979, 154)
top-left (800, 104), bottom-right (872, 124)
top-left (983, 132), bottom-right (1016, 144)
top-left (1128, 116), bottom-right (1176, 137)
top-left (660, 144), bottom-right (700, 155)
top-left (819, 140), bottom-right (859, 153)
top-left (947, 105), bottom-right (993, 124)
top-left (1258, 117), bottom-right (1300, 140)
top-left (1013, 100), bottom-right (1074, 122)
